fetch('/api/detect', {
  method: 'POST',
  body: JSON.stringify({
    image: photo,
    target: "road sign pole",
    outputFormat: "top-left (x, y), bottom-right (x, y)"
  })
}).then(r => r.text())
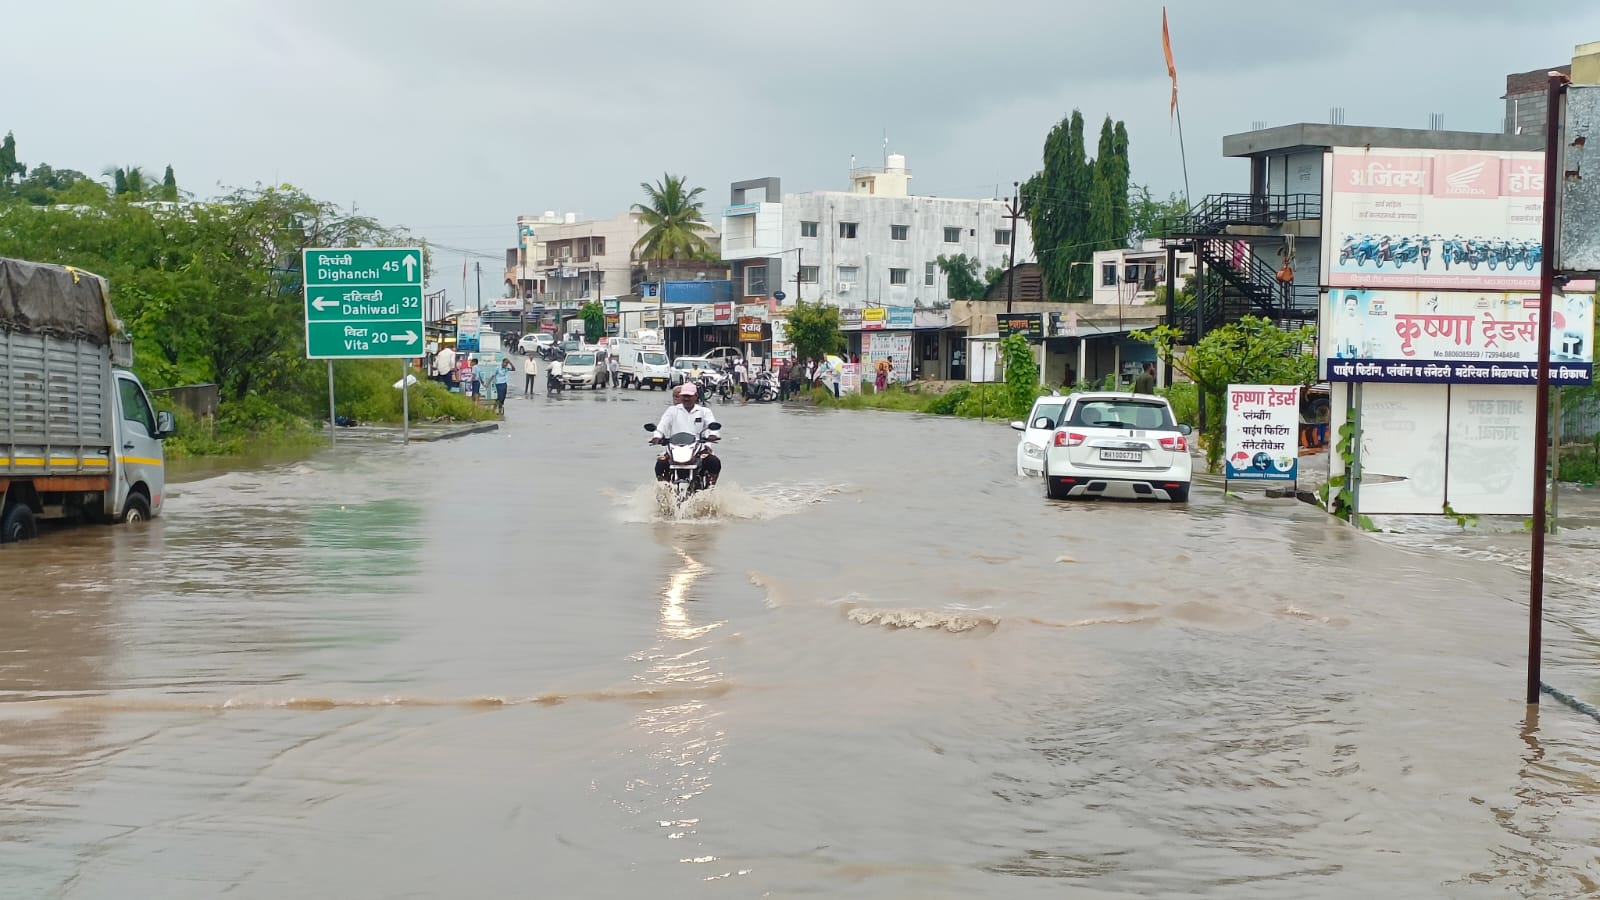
top-left (401, 358), bottom-right (410, 445)
top-left (327, 360), bottom-right (337, 444)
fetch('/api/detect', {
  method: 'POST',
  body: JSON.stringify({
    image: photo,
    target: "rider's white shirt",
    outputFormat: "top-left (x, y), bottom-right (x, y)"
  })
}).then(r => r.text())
top-left (656, 403), bottom-right (717, 437)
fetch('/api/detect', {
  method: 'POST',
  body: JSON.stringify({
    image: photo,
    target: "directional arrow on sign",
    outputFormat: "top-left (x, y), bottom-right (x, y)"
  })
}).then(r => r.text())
top-left (402, 254), bottom-right (417, 281)
top-left (397, 330), bottom-right (419, 345)
top-left (311, 296), bottom-right (338, 311)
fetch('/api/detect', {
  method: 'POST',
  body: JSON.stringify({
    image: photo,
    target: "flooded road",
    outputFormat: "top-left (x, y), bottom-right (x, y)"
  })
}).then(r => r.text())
top-left (3, 380), bottom-right (1599, 898)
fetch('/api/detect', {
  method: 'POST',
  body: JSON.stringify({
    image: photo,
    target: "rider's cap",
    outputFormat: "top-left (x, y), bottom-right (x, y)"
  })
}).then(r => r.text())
top-left (679, 382), bottom-right (699, 396)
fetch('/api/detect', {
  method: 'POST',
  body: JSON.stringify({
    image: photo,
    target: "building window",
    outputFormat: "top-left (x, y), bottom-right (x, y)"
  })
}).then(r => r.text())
top-left (994, 229), bottom-right (1012, 246)
top-left (840, 222), bottom-right (858, 239)
top-left (801, 220), bottom-right (818, 238)
top-left (1101, 262), bottom-right (1117, 287)
top-left (890, 268), bottom-right (908, 286)
top-left (943, 227), bottom-right (961, 243)
top-left (592, 237), bottom-right (605, 256)
top-left (837, 266), bottom-right (859, 286)
top-left (890, 224), bottom-right (909, 241)
top-left (746, 265), bottom-right (768, 297)
top-left (798, 265), bottom-right (819, 283)
top-left (924, 261), bottom-right (935, 286)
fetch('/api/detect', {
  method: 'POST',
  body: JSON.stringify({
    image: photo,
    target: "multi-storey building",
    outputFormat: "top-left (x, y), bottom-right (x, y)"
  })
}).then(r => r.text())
top-left (718, 154), bottom-right (1033, 308)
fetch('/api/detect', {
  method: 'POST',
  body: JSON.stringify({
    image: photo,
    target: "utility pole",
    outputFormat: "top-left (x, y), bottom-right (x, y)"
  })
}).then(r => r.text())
top-left (795, 247), bottom-right (803, 305)
top-left (1003, 182), bottom-right (1022, 313)
top-left (474, 261), bottom-right (482, 312)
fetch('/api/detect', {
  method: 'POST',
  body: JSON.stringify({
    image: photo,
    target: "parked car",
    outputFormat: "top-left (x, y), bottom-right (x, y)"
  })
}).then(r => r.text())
top-left (670, 356), bottom-right (718, 386)
top-left (1041, 392), bottom-right (1193, 502)
top-left (1010, 394), bottom-right (1071, 477)
top-left (518, 333), bottom-right (550, 355)
top-left (560, 352), bottom-right (606, 389)
top-left (701, 346), bottom-right (743, 370)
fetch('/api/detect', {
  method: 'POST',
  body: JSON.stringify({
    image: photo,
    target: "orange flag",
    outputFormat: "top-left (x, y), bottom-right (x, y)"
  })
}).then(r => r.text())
top-left (1162, 7), bottom-right (1178, 120)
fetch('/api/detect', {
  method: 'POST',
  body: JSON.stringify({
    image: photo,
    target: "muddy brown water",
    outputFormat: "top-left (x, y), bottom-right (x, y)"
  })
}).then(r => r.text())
top-left (2, 384), bottom-right (1598, 898)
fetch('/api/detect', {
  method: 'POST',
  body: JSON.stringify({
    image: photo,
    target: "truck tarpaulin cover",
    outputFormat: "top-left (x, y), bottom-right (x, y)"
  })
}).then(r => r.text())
top-left (0, 257), bottom-right (122, 345)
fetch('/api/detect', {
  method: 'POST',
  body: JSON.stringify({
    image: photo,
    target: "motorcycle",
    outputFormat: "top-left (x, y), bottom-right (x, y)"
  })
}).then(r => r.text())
top-left (1389, 237), bottom-right (1419, 267)
top-left (1419, 237), bottom-right (1432, 271)
top-left (645, 421), bottom-right (722, 506)
top-left (1353, 236), bottom-right (1381, 267)
top-left (546, 368), bottom-right (565, 396)
top-left (748, 370), bottom-right (781, 402)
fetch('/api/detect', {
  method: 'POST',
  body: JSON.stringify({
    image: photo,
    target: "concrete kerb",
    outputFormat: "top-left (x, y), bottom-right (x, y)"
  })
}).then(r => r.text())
top-left (410, 422), bottom-right (500, 442)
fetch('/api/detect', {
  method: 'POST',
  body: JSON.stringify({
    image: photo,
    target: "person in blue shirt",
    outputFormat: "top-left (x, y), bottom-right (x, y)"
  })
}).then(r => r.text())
top-left (491, 358), bottom-right (513, 411)
top-left (472, 358), bottom-right (492, 405)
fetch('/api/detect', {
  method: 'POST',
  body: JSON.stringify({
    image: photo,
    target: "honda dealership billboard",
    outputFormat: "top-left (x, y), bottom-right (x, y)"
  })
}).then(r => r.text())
top-left (1322, 147), bottom-right (1544, 291)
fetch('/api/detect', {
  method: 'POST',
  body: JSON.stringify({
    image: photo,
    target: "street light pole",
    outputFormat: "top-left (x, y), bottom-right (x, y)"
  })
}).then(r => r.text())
top-left (1004, 181), bottom-right (1021, 313)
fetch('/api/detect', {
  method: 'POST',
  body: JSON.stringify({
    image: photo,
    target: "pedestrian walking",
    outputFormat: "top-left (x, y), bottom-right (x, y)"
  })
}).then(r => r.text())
top-left (777, 358), bottom-right (793, 401)
top-left (523, 353), bottom-right (539, 397)
top-left (492, 358), bottom-right (513, 411)
top-left (607, 352), bottom-right (620, 389)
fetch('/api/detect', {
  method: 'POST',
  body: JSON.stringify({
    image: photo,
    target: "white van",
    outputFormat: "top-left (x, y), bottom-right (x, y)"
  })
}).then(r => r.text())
top-left (613, 339), bottom-right (673, 390)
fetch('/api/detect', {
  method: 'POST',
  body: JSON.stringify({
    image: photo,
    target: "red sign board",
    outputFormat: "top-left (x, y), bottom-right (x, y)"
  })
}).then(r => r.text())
top-left (713, 303), bottom-right (733, 324)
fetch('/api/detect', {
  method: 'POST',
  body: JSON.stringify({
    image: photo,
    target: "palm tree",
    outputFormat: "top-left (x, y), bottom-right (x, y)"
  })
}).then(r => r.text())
top-left (632, 174), bottom-right (713, 265)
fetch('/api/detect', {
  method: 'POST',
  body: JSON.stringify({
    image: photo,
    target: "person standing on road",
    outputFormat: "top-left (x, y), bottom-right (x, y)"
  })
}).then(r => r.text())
top-left (523, 353), bottom-right (539, 397)
top-left (474, 357), bottom-right (493, 404)
top-left (490, 358), bottom-right (513, 411)
top-left (1133, 361), bottom-right (1156, 395)
top-left (607, 352), bottom-right (620, 389)
top-left (459, 356), bottom-right (477, 401)
top-left (733, 356), bottom-right (748, 399)
top-left (777, 358), bottom-right (793, 401)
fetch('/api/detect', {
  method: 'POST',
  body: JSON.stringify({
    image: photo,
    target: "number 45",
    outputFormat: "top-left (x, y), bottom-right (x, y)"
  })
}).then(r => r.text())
top-left (382, 260), bottom-right (400, 272)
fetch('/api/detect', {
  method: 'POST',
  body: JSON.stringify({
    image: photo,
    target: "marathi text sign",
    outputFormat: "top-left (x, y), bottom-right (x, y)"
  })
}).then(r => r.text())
top-left (738, 317), bottom-right (763, 342)
top-left (861, 306), bottom-right (888, 330)
top-left (1224, 385), bottom-right (1300, 482)
top-left (1322, 289), bottom-right (1593, 385)
top-left (997, 312), bottom-right (1044, 340)
top-left (1324, 147), bottom-right (1544, 291)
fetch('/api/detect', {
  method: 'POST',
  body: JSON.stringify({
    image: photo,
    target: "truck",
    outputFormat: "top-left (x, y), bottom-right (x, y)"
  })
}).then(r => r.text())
top-left (0, 257), bottom-right (174, 543)
top-left (611, 337), bottom-right (672, 390)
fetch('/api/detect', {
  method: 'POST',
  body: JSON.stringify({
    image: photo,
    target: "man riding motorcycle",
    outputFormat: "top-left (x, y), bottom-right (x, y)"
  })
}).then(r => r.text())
top-left (652, 381), bottom-right (721, 485)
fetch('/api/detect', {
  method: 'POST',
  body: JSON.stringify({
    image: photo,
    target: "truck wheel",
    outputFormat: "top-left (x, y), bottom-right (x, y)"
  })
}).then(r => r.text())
top-left (1, 503), bottom-right (37, 543)
top-left (120, 492), bottom-right (151, 524)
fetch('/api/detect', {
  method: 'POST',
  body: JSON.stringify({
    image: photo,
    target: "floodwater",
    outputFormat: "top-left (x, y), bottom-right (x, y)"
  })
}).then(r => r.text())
top-left (3, 373), bottom-right (1599, 898)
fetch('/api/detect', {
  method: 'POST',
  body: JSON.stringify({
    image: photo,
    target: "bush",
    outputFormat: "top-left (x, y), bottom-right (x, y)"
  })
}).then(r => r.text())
top-left (1161, 382), bottom-right (1198, 428)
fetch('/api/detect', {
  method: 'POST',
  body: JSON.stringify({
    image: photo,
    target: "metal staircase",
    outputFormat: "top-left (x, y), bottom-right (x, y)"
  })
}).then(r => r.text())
top-left (1161, 193), bottom-right (1322, 343)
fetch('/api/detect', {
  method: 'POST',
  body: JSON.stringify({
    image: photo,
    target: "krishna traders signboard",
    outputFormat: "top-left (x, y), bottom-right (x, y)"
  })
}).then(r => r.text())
top-left (1224, 385), bottom-right (1300, 483)
top-left (1322, 289), bottom-right (1593, 385)
top-left (1323, 147), bottom-right (1544, 291)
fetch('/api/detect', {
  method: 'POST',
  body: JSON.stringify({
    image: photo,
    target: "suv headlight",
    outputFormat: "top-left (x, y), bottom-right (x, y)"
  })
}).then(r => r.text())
top-left (1024, 443), bottom-right (1044, 459)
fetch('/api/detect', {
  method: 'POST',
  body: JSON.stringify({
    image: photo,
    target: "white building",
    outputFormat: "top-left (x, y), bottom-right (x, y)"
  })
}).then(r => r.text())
top-left (719, 154), bottom-right (1034, 308)
top-left (505, 211), bottom-right (724, 303)
top-left (1090, 239), bottom-right (1196, 308)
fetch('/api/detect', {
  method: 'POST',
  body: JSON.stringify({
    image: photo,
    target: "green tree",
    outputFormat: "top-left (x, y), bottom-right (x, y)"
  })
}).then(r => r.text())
top-left (579, 300), bottom-right (605, 343)
top-left (784, 299), bottom-right (844, 365)
top-left (1000, 333), bottom-right (1039, 418)
top-left (1128, 184), bottom-right (1189, 243)
top-left (1133, 316), bottom-right (1317, 470)
top-left (936, 253), bottom-right (987, 300)
top-left (632, 173), bottom-right (713, 267)
top-left (1022, 110), bottom-right (1094, 300)
top-left (104, 165), bottom-right (149, 197)
top-left (160, 164), bottom-right (178, 201)
top-left (0, 132), bottom-right (23, 186)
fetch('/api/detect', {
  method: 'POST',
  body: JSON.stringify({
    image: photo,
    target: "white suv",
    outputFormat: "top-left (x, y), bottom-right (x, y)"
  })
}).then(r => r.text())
top-left (1042, 392), bottom-right (1194, 502)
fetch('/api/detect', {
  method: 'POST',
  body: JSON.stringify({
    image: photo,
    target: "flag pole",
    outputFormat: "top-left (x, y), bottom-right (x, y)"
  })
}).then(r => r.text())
top-left (1175, 102), bottom-right (1193, 208)
top-left (1163, 6), bottom-right (1191, 207)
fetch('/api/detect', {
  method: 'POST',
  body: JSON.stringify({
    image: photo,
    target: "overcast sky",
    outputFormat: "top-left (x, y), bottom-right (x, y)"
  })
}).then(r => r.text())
top-left (5, 1), bottom-right (1597, 307)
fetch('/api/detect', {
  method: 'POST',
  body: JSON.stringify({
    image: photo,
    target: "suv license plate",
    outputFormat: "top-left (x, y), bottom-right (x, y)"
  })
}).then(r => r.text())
top-left (1099, 449), bottom-right (1143, 462)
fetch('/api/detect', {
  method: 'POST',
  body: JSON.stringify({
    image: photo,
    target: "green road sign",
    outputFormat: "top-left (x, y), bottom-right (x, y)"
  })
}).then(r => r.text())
top-left (303, 247), bottom-right (425, 359)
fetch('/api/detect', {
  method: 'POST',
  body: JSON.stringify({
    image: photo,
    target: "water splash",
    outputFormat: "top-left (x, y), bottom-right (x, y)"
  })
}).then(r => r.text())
top-left (610, 480), bottom-right (847, 524)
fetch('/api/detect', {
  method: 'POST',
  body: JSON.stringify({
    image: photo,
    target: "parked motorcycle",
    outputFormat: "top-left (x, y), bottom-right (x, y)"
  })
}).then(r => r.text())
top-left (748, 370), bottom-right (781, 403)
top-left (645, 421), bottom-right (723, 506)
